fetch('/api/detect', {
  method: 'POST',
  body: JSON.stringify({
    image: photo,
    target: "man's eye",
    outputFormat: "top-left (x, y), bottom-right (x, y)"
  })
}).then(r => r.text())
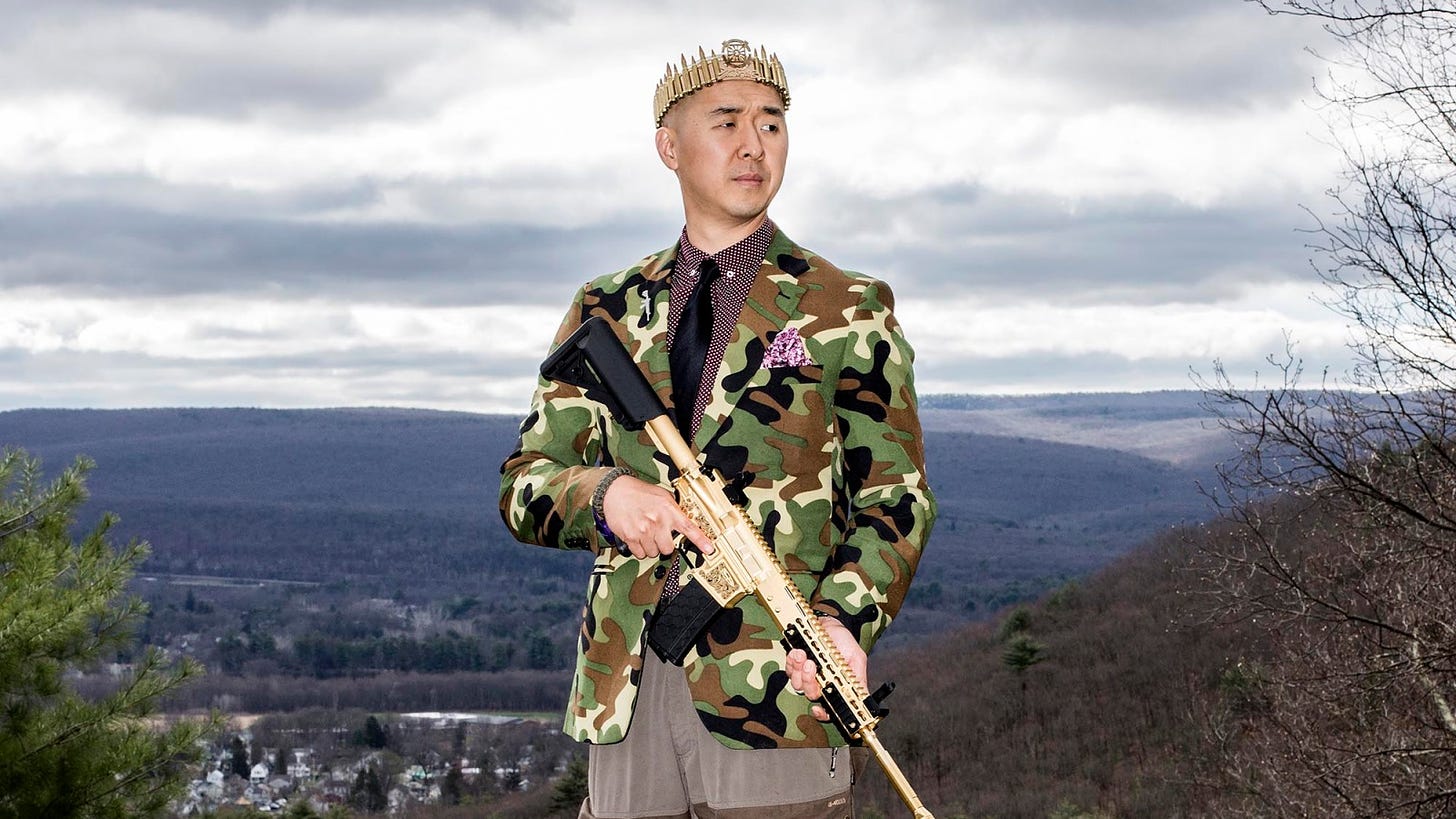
top-left (761, 124), bottom-right (779, 132)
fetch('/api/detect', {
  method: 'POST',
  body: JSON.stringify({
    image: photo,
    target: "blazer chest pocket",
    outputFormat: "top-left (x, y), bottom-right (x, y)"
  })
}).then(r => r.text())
top-left (739, 364), bottom-right (829, 443)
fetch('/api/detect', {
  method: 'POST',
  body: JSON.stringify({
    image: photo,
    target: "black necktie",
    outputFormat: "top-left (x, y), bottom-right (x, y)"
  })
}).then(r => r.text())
top-left (670, 258), bottom-right (720, 441)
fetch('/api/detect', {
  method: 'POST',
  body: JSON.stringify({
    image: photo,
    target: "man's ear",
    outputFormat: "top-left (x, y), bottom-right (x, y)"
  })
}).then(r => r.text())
top-left (655, 126), bottom-right (679, 171)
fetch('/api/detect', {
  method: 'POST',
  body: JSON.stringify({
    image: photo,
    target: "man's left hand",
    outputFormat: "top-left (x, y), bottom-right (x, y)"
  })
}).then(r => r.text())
top-left (785, 616), bottom-right (866, 722)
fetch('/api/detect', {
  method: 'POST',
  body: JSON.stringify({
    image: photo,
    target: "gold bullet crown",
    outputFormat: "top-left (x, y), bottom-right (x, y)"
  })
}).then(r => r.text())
top-left (653, 38), bottom-right (790, 127)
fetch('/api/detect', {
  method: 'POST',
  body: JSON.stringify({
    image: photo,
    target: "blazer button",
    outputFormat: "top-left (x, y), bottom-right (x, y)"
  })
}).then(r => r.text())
top-left (654, 565), bottom-right (667, 579)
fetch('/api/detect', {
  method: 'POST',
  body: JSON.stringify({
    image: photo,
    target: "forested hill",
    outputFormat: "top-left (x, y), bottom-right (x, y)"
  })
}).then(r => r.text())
top-left (0, 398), bottom-right (1225, 631)
top-left (0, 407), bottom-right (519, 512)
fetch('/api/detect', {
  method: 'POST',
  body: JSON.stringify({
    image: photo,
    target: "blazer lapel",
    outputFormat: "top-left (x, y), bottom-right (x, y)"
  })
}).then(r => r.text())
top-left (696, 231), bottom-right (813, 452)
top-left (617, 245), bottom-right (677, 413)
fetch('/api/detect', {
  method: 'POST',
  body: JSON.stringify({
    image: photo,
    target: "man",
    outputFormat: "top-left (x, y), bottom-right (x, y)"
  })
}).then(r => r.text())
top-left (500, 38), bottom-right (935, 818)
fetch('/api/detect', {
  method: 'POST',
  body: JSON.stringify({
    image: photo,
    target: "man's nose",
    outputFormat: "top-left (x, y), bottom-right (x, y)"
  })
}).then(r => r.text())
top-left (740, 129), bottom-right (765, 160)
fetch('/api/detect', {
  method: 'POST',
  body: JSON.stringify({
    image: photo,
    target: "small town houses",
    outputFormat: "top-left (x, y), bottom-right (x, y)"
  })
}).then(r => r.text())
top-left (177, 734), bottom-right (520, 815)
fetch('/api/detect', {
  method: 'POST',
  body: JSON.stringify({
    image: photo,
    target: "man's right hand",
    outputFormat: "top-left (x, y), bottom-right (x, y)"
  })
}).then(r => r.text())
top-left (602, 475), bottom-right (715, 559)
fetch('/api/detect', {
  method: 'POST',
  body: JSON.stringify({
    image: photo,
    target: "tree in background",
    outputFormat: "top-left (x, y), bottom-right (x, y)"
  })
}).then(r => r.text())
top-left (1002, 634), bottom-right (1047, 680)
top-left (441, 761), bottom-right (465, 806)
top-left (525, 631), bottom-right (557, 670)
top-left (362, 714), bottom-right (389, 749)
top-left (1202, 2), bottom-right (1456, 815)
top-left (349, 762), bottom-right (388, 812)
top-left (0, 450), bottom-right (217, 817)
top-left (997, 606), bottom-right (1047, 711)
top-left (230, 735), bottom-right (251, 778)
top-left (549, 756), bottom-right (588, 815)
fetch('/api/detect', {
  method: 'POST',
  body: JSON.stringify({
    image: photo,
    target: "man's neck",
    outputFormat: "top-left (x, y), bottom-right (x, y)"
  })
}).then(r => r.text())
top-left (683, 213), bottom-right (769, 255)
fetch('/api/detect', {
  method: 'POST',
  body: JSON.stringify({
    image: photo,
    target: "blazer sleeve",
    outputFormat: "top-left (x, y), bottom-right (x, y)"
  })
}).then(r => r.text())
top-left (810, 279), bottom-right (937, 652)
top-left (498, 286), bottom-right (618, 554)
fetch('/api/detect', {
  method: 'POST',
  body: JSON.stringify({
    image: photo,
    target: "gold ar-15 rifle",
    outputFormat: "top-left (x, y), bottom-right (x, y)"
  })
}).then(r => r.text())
top-left (542, 316), bottom-right (935, 819)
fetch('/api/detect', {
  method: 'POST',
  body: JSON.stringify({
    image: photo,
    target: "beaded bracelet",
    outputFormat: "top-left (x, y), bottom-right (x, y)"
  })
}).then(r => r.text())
top-left (591, 466), bottom-right (633, 546)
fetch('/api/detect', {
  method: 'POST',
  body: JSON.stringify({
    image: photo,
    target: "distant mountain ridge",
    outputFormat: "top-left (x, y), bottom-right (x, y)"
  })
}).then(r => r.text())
top-left (0, 396), bottom-right (1229, 640)
top-left (921, 390), bottom-right (1225, 465)
top-left (0, 406), bottom-right (517, 511)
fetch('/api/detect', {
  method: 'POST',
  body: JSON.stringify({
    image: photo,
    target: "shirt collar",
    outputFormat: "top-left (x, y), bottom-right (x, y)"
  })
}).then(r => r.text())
top-left (675, 217), bottom-right (777, 279)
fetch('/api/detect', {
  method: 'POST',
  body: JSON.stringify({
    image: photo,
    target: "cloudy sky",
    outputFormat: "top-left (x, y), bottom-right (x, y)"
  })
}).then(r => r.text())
top-left (0, 0), bottom-right (1359, 414)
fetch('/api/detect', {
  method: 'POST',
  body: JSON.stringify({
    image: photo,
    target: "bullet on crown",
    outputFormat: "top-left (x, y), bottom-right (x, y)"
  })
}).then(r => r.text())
top-left (653, 38), bottom-right (790, 127)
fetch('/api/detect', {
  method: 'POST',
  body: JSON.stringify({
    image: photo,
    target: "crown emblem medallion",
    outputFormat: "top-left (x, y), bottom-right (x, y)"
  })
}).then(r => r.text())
top-left (722, 39), bottom-right (751, 67)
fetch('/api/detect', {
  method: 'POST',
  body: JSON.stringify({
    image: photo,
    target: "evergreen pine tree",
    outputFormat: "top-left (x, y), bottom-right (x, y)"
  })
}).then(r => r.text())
top-left (0, 450), bottom-right (218, 818)
top-left (349, 763), bottom-right (387, 812)
top-left (1002, 633), bottom-right (1046, 674)
top-left (362, 714), bottom-right (388, 749)
top-left (230, 735), bottom-right (251, 778)
top-left (441, 763), bottom-right (464, 806)
top-left (526, 631), bottom-right (556, 670)
top-left (282, 800), bottom-right (321, 819)
top-left (550, 756), bottom-right (589, 815)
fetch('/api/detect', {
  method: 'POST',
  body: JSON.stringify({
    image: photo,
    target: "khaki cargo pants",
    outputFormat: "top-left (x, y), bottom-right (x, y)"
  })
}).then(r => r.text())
top-left (580, 653), bottom-right (861, 819)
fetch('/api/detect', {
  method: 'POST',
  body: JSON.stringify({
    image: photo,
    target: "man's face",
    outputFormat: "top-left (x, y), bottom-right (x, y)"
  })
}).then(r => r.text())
top-left (656, 80), bottom-right (788, 230)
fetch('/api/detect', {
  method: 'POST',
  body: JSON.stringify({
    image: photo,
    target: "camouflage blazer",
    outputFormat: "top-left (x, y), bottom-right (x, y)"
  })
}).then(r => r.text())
top-left (499, 229), bottom-right (936, 750)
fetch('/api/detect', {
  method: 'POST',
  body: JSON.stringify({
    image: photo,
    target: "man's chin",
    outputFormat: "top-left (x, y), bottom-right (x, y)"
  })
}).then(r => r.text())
top-left (726, 200), bottom-right (773, 223)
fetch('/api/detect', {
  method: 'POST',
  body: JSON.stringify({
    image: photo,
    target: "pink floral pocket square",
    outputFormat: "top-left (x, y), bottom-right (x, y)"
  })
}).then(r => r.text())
top-left (762, 327), bottom-right (816, 368)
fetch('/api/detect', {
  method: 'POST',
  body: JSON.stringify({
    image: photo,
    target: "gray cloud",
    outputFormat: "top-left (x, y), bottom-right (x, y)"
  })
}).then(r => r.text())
top-left (873, 0), bottom-right (1320, 110)
top-left (0, 0), bottom-right (568, 25)
top-left (0, 183), bottom-right (1318, 310)
top-left (920, 350), bottom-right (1195, 390)
top-left (0, 344), bottom-right (529, 408)
top-left (916, 347), bottom-right (1356, 397)
top-left (924, 0), bottom-right (1217, 23)
top-left (0, 0), bottom-right (1352, 409)
top-left (0, 12), bottom-right (433, 119)
top-left (0, 0), bottom-right (1320, 120)
top-left (802, 183), bottom-right (1318, 304)
top-left (142, 0), bottom-right (567, 19)
top-left (0, 0), bottom-right (576, 122)
top-left (0, 332), bottom-right (1354, 414)
top-left (0, 199), bottom-right (676, 306)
